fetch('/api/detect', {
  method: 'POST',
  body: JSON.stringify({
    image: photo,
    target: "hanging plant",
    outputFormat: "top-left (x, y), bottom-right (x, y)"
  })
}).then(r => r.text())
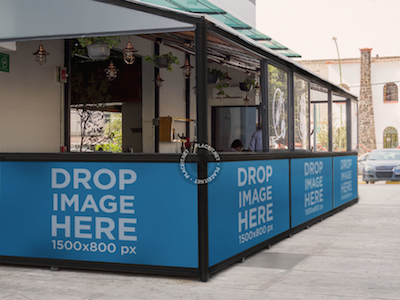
top-left (77, 37), bottom-right (121, 60)
top-left (77, 37), bottom-right (121, 49)
top-left (145, 52), bottom-right (179, 72)
top-left (239, 78), bottom-right (257, 92)
top-left (208, 68), bottom-right (227, 84)
top-left (216, 81), bottom-right (230, 98)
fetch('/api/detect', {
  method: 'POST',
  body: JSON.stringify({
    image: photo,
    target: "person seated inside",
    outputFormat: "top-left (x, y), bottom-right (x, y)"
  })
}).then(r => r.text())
top-left (225, 139), bottom-right (244, 152)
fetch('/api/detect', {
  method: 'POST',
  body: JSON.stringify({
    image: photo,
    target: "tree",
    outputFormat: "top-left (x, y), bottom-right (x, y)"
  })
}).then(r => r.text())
top-left (316, 116), bottom-right (347, 151)
top-left (71, 64), bottom-right (111, 152)
top-left (96, 114), bottom-right (122, 152)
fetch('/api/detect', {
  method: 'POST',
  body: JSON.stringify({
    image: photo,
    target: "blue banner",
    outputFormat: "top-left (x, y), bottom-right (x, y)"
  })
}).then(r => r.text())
top-left (208, 159), bottom-right (290, 266)
top-left (0, 161), bottom-right (198, 268)
top-left (333, 156), bottom-right (358, 208)
top-left (291, 157), bottom-right (333, 228)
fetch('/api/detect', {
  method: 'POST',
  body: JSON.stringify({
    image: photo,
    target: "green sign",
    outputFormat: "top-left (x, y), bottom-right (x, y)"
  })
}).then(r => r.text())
top-left (0, 53), bottom-right (9, 73)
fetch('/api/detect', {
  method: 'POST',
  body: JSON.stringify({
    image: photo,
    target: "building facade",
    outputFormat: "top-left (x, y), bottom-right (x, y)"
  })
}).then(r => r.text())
top-left (300, 50), bottom-right (400, 151)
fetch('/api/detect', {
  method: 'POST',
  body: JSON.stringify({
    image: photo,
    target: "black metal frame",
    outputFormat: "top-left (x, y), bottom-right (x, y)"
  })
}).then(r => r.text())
top-left (1, 0), bottom-right (360, 283)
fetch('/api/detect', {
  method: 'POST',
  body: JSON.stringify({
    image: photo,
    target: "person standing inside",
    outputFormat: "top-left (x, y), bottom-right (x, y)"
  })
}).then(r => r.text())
top-left (249, 129), bottom-right (262, 152)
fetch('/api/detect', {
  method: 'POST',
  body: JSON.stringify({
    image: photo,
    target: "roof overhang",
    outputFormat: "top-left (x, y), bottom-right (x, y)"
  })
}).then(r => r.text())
top-left (0, 0), bottom-right (196, 42)
top-left (0, 0), bottom-right (357, 101)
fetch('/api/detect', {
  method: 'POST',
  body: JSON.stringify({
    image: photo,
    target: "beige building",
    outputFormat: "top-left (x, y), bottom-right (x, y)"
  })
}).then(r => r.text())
top-left (299, 51), bottom-right (400, 151)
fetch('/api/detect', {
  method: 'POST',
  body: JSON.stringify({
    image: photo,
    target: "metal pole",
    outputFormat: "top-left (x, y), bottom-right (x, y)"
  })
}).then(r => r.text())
top-left (346, 98), bottom-right (352, 151)
top-left (328, 89), bottom-right (333, 151)
top-left (261, 60), bottom-right (269, 152)
top-left (313, 103), bottom-right (317, 151)
top-left (185, 53), bottom-right (191, 138)
top-left (333, 37), bottom-right (343, 151)
top-left (154, 43), bottom-right (160, 153)
top-left (64, 39), bottom-right (72, 151)
top-left (195, 18), bottom-right (209, 282)
top-left (288, 70), bottom-right (294, 150)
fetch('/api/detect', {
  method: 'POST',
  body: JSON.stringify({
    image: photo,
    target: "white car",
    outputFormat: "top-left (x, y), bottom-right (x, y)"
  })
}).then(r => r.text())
top-left (362, 149), bottom-right (400, 183)
top-left (357, 153), bottom-right (370, 175)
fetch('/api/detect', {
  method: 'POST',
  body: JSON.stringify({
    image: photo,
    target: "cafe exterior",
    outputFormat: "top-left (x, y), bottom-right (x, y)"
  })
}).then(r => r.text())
top-left (0, 0), bottom-right (358, 281)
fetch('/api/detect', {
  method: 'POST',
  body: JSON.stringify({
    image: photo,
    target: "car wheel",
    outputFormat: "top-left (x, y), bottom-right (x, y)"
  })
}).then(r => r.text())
top-left (370, 181), bottom-right (375, 184)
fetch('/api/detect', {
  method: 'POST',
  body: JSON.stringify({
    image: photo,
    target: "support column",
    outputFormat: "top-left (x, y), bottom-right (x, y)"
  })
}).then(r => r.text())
top-left (346, 99), bottom-right (352, 151)
top-left (64, 40), bottom-right (72, 151)
top-left (185, 53), bottom-right (191, 139)
top-left (195, 18), bottom-right (209, 282)
top-left (328, 89), bottom-right (333, 152)
top-left (288, 71), bottom-right (294, 150)
top-left (154, 43), bottom-right (160, 153)
top-left (359, 48), bottom-right (376, 153)
top-left (261, 60), bottom-right (269, 152)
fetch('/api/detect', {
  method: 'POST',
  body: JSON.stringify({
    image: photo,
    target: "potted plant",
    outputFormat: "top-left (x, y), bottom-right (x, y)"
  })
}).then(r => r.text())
top-left (78, 37), bottom-right (121, 60)
top-left (216, 81), bottom-right (230, 98)
top-left (145, 52), bottom-right (179, 72)
top-left (208, 68), bottom-right (227, 84)
top-left (239, 78), bottom-right (257, 92)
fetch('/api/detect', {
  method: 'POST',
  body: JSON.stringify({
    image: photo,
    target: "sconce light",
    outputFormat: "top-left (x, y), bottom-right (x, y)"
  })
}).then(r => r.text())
top-left (123, 38), bottom-right (138, 65)
top-left (154, 73), bottom-right (164, 88)
top-left (105, 61), bottom-right (118, 81)
top-left (33, 42), bottom-right (49, 66)
top-left (180, 57), bottom-right (194, 79)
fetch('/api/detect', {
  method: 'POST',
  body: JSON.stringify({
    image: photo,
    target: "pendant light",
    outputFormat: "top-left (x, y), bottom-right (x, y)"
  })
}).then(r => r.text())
top-left (123, 38), bottom-right (138, 65)
top-left (154, 73), bottom-right (164, 88)
top-left (180, 57), bottom-right (194, 79)
top-left (105, 61), bottom-right (118, 81)
top-left (33, 42), bottom-right (49, 66)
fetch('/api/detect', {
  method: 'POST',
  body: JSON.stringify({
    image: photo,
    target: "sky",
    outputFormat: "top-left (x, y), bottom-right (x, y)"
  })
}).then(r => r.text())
top-left (256, 0), bottom-right (400, 60)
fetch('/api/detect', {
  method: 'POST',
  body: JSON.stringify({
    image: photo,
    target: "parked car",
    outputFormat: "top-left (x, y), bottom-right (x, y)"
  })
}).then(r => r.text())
top-left (362, 149), bottom-right (400, 183)
top-left (357, 152), bottom-right (370, 175)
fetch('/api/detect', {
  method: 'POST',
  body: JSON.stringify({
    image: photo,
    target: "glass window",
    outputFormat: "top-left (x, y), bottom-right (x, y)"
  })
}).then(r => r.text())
top-left (332, 102), bottom-right (347, 151)
top-left (383, 126), bottom-right (399, 148)
top-left (268, 64), bottom-right (288, 150)
top-left (310, 88), bottom-right (329, 152)
top-left (212, 106), bottom-right (258, 151)
top-left (294, 75), bottom-right (310, 150)
top-left (70, 42), bottom-right (142, 153)
top-left (310, 102), bottom-right (328, 152)
top-left (351, 101), bottom-right (358, 151)
top-left (384, 83), bottom-right (398, 102)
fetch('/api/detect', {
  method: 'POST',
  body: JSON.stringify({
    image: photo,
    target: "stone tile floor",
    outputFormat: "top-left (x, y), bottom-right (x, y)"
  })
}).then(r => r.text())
top-left (1, 184), bottom-right (400, 300)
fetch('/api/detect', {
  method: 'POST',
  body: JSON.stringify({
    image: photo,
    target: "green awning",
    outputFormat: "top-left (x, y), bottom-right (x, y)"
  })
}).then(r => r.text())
top-left (139, 0), bottom-right (301, 58)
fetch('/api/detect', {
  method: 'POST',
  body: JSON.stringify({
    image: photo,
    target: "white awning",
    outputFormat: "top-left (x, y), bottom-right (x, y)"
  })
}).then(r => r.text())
top-left (0, 0), bottom-right (196, 42)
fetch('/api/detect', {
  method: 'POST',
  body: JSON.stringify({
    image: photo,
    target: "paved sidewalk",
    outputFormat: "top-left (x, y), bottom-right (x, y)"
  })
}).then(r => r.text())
top-left (1, 184), bottom-right (400, 300)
